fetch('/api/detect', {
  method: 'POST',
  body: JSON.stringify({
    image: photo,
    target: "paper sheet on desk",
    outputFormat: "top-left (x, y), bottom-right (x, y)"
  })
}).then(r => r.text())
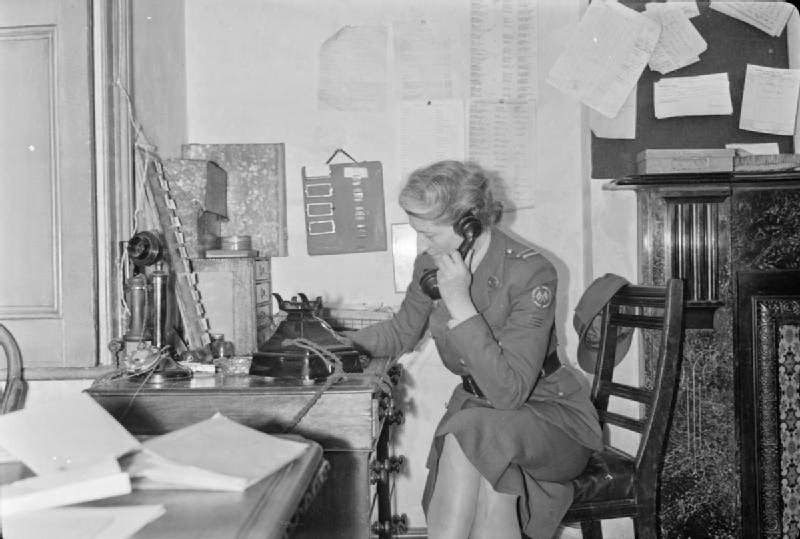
top-left (739, 64), bottom-right (800, 136)
top-left (124, 413), bottom-right (309, 491)
top-left (2, 505), bottom-right (165, 539)
top-left (0, 392), bottom-right (141, 475)
top-left (653, 72), bottom-right (733, 118)
top-left (546, 0), bottom-right (660, 118)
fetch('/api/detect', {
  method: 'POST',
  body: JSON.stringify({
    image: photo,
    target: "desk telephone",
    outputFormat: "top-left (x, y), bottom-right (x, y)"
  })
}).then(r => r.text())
top-left (419, 211), bottom-right (483, 300)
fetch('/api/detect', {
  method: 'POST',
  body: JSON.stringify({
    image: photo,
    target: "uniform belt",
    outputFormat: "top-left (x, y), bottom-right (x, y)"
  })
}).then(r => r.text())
top-left (461, 351), bottom-right (561, 398)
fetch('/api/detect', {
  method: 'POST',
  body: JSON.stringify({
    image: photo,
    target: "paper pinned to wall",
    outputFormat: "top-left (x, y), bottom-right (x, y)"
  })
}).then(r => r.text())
top-left (739, 64), bottom-right (800, 136)
top-left (710, 1), bottom-right (794, 37)
top-left (318, 25), bottom-right (388, 112)
top-left (469, 0), bottom-right (539, 101)
top-left (546, 0), bottom-right (660, 118)
top-left (391, 223), bottom-right (419, 293)
top-left (468, 100), bottom-right (536, 210)
top-left (590, 86), bottom-right (637, 140)
top-left (653, 72), bottom-right (733, 118)
top-left (644, 3), bottom-right (706, 75)
top-left (397, 100), bottom-right (465, 181)
top-left (393, 20), bottom-right (455, 101)
top-left (666, 0), bottom-right (700, 19)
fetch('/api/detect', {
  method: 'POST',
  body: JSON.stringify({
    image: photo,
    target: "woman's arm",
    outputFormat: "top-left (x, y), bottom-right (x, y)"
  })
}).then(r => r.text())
top-left (445, 259), bottom-right (557, 409)
top-left (342, 255), bottom-right (435, 358)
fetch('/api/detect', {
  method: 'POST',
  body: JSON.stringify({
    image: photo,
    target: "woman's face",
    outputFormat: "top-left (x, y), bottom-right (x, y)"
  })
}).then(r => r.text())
top-left (408, 214), bottom-right (462, 255)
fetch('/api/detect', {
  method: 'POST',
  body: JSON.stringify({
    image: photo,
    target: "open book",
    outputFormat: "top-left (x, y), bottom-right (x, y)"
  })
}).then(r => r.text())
top-left (123, 413), bottom-right (310, 491)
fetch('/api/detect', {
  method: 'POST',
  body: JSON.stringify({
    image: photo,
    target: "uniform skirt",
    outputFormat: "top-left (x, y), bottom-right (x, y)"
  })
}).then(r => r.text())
top-left (421, 386), bottom-right (593, 538)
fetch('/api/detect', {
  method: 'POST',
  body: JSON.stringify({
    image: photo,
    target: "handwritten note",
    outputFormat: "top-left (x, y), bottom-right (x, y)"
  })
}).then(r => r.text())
top-left (739, 64), bottom-right (800, 136)
top-left (710, 2), bottom-right (794, 37)
top-left (653, 73), bottom-right (733, 119)
top-left (590, 86), bottom-right (637, 140)
top-left (644, 3), bottom-right (706, 75)
top-left (394, 20), bottom-right (455, 101)
top-left (546, 0), bottom-right (661, 118)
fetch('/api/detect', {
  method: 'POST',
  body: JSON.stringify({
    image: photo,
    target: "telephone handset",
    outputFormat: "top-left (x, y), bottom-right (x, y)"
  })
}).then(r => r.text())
top-left (419, 211), bottom-right (483, 300)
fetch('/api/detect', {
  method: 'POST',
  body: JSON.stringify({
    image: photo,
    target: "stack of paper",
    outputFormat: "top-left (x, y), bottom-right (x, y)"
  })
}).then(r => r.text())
top-left (0, 393), bottom-right (143, 518)
top-left (0, 392), bottom-right (141, 475)
top-left (123, 413), bottom-right (310, 491)
top-left (0, 457), bottom-right (131, 517)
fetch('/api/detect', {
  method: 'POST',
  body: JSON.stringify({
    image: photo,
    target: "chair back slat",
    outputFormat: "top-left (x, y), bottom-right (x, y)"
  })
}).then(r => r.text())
top-left (599, 410), bottom-right (645, 433)
top-left (600, 381), bottom-right (653, 405)
top-left (609, 313), bottom-right (663, 330)
top-left (589, 279), bottom-right (685, 484)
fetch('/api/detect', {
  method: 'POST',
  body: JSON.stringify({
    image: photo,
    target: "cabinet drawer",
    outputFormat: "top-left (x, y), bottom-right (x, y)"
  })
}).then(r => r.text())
top-left (255, 258), bottom-right (271, 281)
top-left (255, 281), bottom-right (271, 304)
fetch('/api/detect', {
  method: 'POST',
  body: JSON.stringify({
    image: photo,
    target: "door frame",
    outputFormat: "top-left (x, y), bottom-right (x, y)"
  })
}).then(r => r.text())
top-left (28, 0), bottom-right (133, 379)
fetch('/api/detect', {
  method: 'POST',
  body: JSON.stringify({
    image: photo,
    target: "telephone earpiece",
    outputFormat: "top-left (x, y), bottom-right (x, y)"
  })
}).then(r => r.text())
top-left (419, 210), bottom-right (483, 300)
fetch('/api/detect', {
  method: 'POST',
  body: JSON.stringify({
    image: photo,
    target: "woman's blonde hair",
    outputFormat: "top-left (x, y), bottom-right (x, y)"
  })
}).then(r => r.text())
top-left (398, 160), bottom-right (503, 227)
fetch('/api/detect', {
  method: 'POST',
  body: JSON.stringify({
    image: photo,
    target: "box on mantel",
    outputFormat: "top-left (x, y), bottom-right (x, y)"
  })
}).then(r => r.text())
top-left (636, 149), bottom-right (734, 174)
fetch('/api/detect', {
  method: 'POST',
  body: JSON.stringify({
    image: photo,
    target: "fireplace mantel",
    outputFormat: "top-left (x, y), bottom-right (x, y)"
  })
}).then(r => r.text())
top-left (615, 171), bottom-right (800, 537)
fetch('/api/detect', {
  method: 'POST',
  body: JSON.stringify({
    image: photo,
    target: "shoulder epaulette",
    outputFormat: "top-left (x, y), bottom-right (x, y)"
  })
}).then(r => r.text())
top-left (506, 247), bottom-right (540, 260)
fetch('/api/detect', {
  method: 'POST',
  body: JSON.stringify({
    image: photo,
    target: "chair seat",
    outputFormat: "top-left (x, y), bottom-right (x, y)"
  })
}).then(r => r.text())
top-left (571, 449), bottom-right (635, 503)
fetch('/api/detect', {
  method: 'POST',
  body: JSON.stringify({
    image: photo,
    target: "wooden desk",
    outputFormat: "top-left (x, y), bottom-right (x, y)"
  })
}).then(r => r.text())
top-left (0, 441), bottom-right (327, 539)
top-left (86, 358), bottom-right (404, 538)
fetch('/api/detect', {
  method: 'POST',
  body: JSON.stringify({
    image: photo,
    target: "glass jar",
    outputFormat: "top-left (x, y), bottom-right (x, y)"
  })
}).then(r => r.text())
top-left (209, 333), bottom-right (235, 359)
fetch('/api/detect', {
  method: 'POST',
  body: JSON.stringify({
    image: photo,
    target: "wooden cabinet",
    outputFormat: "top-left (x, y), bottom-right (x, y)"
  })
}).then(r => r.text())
top-left (192, 256), bottom-right (272, 354)
top-left (86, 357), bottom-right (404, 539)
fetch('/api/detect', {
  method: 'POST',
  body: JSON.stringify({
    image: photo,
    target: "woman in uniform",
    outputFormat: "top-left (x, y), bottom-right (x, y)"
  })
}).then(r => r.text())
top-left (342, 160), bottom-right (602, 539)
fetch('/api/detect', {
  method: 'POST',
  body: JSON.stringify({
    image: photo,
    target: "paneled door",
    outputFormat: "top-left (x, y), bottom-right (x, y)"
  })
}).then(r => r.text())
top-left (0, 0), bottom-right (97, 368)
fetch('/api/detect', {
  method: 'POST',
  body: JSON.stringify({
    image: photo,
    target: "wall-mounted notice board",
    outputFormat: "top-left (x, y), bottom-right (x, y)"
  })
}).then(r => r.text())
top-left (301, 162), bottom-right (387, 255)
top-left (591, 1), bottom-right (792, 179)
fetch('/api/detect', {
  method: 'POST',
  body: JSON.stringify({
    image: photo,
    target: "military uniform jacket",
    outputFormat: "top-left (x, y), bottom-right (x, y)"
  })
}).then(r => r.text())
top-left (349, 227), bottom-right (602, 453)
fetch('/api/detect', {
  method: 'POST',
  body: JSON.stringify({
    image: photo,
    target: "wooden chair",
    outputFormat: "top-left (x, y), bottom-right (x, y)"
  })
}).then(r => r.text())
top-left (562, 279), bottom-right (685, 539)
top-left (1, 323), bottom-right (28, 414)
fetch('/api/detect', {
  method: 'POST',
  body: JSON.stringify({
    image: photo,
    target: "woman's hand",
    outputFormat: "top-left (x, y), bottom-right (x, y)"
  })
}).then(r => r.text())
top-left (431, 250), bottom-right (478, 323)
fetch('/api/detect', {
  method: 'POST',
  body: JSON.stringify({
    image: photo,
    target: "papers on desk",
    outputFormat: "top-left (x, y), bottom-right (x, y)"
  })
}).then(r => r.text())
top-left (653, 72), bottom-right (733, 118)
top-left (0, 392), bottom-right (141, 475)
top-left (0, 393), bottom-right (310, 539)
top-left (123, 413), bottom-right (309, 492)
top-left (740, 64), bottom-right (800, 136)
top-left (2, 505), bottom-right (165, 539)
top-left (0, 457), bottom-right (130, 517)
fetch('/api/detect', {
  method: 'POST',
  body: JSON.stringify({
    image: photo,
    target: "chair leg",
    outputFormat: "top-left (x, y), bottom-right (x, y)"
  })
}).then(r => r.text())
top-left (580, 520), bottom-right (603, 539)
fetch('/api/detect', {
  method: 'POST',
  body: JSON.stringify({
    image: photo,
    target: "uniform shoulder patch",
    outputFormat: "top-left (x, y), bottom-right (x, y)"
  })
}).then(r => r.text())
top-left (531, 285), bottom-right (553, 308)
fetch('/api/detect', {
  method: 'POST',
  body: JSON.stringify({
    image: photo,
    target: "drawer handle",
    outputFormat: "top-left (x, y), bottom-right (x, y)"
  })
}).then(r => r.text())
top-left (371, 514), bottom-right (408, 536)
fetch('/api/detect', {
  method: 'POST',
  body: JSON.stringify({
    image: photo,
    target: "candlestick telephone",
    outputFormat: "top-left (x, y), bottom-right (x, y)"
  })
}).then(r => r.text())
top-left (419, 210), bottom-right (483, 300)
